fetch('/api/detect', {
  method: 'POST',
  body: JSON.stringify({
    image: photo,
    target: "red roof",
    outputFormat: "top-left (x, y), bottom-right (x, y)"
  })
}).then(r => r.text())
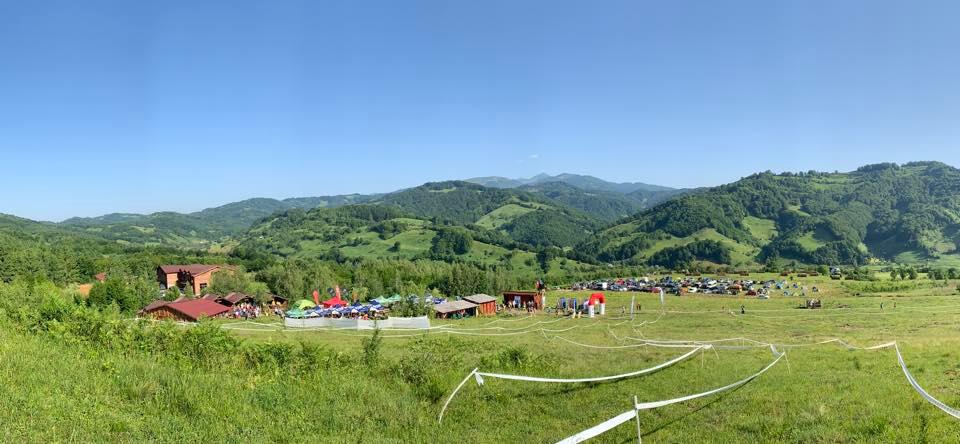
top-left (221, 292), bottom-right (255, 305)
top-left (164, 299), bottom-right (230, 322)
top-left (158, 264), bottom-right (222, 276)
top-left (139, 299), bottom-right (169, 314)
top-left (94, 272), bottom-right (107, 282)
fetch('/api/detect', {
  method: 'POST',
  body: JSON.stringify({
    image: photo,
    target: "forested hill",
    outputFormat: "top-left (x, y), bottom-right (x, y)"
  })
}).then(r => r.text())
top-left (466, 173), bottom-right (693, 214)
top-left (59, 194), bottom-right (376, 248)
top-left (233, 204), bottom-right (590, 275)
top-left (0, 213), bottom-right (127, 283)
top-left (368, 181), bottom-right (605, 248)
top-left (577, 162), bottom-right (960, 268)
top-left (516, 182), bottom-right (645, 222)
top-left (53, 175), bottom-right (684, 249)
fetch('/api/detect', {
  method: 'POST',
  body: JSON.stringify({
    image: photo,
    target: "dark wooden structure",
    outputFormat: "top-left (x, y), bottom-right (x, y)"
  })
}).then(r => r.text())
top-left (141, 299), bottom-right (230, 322)
top-left (502, 290), bottom-right (543, 310)
top-left (433, 300), bottom-right (478, 319)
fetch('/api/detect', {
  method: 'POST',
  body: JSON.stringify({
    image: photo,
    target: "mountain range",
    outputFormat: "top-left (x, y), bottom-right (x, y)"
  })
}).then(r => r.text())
top-left (53, 173), bottom-right (680, 248)
top-left (6, 164), bottom-right (960, 271)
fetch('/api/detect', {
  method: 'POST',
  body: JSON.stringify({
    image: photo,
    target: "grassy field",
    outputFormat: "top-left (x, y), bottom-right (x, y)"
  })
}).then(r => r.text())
top-left (2, 274), bottom-right (960, 442)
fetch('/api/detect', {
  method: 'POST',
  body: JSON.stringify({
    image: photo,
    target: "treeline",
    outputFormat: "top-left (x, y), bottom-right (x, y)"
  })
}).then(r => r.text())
top-left (253, 257), bottom-right (644, 304)
top-left (647, 240), bottom-right (732, 269)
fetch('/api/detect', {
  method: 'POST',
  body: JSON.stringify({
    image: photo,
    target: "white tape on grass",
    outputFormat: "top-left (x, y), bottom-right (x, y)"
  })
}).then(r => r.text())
top-left (895, 343), bottom-right (960, 419)
top-left (555, 351), bottom-right (785, 444)
top-left (555, 410), bottom-right (639, 444)
top-left (552, 336), bottom-right (701, 350)
top-left (474, 346), bottom-right (706, 384)
top-left (440, 317), bottom-right (568, 332)
top-left (438, 346), bottom-right (706, 423)
top-left (635, 350), bottom-right (784, 410)
top-left (282, 323), bottom-right (591, 339)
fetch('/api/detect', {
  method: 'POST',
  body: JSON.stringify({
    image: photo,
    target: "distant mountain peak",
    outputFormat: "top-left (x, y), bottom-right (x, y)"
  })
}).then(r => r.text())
top-left (466, 173), bottom-right (674, 195)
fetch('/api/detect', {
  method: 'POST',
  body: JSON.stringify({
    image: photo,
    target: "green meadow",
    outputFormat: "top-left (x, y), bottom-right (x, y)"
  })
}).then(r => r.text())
top-left (2, 274), bottom-right (960, 442)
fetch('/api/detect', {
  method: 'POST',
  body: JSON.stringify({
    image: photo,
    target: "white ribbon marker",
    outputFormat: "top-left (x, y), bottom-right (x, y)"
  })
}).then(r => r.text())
top-left (475, 346), bottom-right (706, 384)
top-left (895, 343), bottom-right (960, 419)
top-left (556, 351), bottom-right (785, 444)
top-left (438, 347), bottom-right (706, 423)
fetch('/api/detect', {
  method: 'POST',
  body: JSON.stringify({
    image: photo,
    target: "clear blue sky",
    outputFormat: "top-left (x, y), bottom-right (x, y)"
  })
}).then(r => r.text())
top-left (2, 0), bottom-right (959, 221)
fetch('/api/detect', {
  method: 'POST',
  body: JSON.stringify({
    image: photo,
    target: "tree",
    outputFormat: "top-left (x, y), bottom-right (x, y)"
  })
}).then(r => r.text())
top-left (390, 241), bottom-right (401, 252)
top-left (207, 267), bottom-right (269, 301)
top-left (429, 228), bottom-right (472, 259)
top-left (87, 276), bottom-right (153, 313)
top-left (87, 278), bottom-right (127, 309)
top-left (907, 268), bottom-right (918, 280)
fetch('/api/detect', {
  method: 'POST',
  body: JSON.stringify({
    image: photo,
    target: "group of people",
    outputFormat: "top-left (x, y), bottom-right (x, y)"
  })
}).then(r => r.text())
top-left (497, 301), bottom-right (537, 314)
top-left (231, 302), bottom-right (262, 319)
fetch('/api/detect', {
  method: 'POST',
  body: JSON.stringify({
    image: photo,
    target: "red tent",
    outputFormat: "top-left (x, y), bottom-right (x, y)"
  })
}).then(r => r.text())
top-left (587, 293), bottom-right (606, 306)
top-left (321, 295), bottom-right (349, 308)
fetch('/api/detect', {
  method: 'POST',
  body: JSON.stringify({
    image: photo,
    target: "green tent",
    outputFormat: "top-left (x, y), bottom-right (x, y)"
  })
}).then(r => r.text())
top-left (373, 295), bottom-right (402, 307)
top-left (287, 309), bottom-right (307, 318)
top-left (285, 309), bottom-right (306, 318)
top-left (294, 299), bottom-right (316, 310)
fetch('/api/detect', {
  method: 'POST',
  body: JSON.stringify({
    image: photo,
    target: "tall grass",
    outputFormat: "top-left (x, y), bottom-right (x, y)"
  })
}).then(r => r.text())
top-left (1, 275), bottom-right (959, 442)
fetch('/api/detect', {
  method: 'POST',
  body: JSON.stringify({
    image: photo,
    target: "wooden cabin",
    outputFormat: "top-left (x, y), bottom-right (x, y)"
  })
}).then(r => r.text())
top-left (141, 299), bottom-right (230, 322)
top-left (502, 290), bottom-right (543, 310)
top-left (463, 294), bottom-right (497, 316)
top-left (433, 300), bottom-right (478, 319)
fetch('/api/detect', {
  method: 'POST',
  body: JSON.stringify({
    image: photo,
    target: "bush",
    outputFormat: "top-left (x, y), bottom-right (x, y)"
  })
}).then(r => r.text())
top-left (361, 328), bottom-right (383, 369)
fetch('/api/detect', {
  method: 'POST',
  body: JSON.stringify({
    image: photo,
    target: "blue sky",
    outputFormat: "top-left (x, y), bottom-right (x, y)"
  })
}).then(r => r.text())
top-left (2, 0), bottom-right (959, 221)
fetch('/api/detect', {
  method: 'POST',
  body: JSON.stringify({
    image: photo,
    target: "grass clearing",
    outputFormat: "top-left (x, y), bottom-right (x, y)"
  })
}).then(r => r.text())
top-left (3, 274), bottom-right (960, 442)
top-left (475, 203), bottom-right (539, 229)
top-left (743, 216), bottom-right (777, 243)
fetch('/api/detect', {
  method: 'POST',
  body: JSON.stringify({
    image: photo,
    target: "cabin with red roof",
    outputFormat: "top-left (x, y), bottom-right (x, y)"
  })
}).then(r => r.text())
top-left (140, 299), bottom-right (230, 322)
top-left (156, 264), bottom-right (224, 296)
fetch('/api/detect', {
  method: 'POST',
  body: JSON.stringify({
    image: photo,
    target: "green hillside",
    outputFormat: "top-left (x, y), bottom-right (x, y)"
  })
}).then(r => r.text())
top-left (59, 194), bottom-right (377, 248)
top-left (516, 182), bottom-right (644, 222)
top-left (466, 174), bottom-right (694, 217)
top-left (55, 178), bottom-right (687, 252)
top-left (234, 205), bottom-right (591, 274)
top-left (0, 214), bottom-right (124, 283)
top-left (375, 181), bottom-right (549, 225)
top-left (374, 181), bottom-right (601, 248)
top-left (579, 162), bottom-right (960, 268)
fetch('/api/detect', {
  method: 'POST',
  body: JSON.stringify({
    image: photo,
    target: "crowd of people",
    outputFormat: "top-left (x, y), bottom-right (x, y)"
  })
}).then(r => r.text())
top-left (231, 302), bottom-right (261, 319)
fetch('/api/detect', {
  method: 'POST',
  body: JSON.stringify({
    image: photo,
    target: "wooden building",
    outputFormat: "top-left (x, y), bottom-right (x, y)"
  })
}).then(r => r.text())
top-left (463, 294), bottom-right (497, 316)
top-left (156, 264), bottom-right (224, 295)
top-left (433, 300), bottom-right (478, 319)
top-left (502, 290), bottom-right (543, 310)
top-left (217, 292), bottom-right (256, 307)
top-left (141, 299), bottom-right (230, 322)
